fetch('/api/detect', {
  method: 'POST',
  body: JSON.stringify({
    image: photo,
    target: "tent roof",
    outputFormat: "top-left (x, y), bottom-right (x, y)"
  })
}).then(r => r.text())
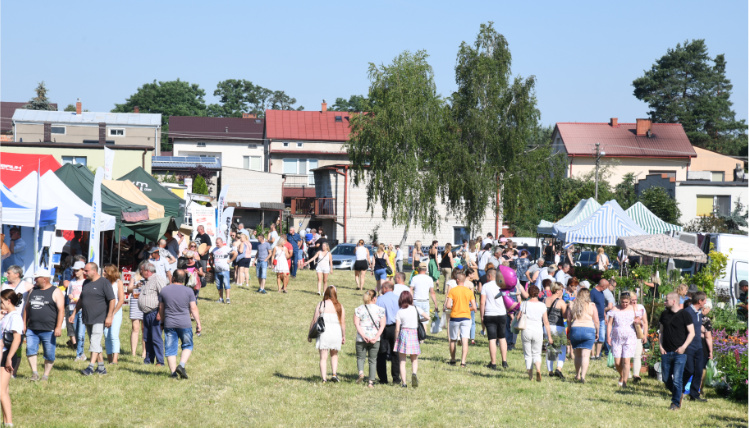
top-left (625, 202), bottom-right (683, 235)
top-left (54, 163), bottom-right (149, 223)
top-left (103, 180), bottom-right (164, 220)
top-left (13, 172), bottom-right (116, 231)
top-left (558, 200), bottom-right (647, 246)
top-left (121, 217), bottom-right (177, 242)
top-left (119, 166), bottom-right (184, 226)
top-left (0, 184), bottom-right (57, 227)
top-left (551, 198), bottom-right (602, 236)
top-left (617, 234), bottom-right (707, 262)
top-left (537, 220), bottom-right (555, 235)
top-left (0, 152), bottom-right (61, 188)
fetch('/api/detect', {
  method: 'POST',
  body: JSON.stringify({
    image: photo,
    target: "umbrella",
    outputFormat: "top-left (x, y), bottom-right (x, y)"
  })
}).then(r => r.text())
top-left (616, 234), bottom-right (707, 263)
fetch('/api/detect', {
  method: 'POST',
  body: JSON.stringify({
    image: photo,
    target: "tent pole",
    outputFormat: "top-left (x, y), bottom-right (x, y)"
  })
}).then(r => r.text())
top-left (117, 225), bottom-right (122, 271)
top-left (109, 230), bottom-right (114, 264)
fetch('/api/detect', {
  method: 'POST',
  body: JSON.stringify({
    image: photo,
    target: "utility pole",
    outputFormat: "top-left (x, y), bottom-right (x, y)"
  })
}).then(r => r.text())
top-left (594, 142), bottom-right (605, 200)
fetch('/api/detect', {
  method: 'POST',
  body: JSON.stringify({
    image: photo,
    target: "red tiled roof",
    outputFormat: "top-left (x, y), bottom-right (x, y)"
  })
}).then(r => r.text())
top-left (265, 110), bottom-right (352, 142)
top-left (168, 116), bottom-right (264, 141)
top-left (555, 122), bottom-right (696, 158)
top-left (1, 102), bottom-right (58, 133)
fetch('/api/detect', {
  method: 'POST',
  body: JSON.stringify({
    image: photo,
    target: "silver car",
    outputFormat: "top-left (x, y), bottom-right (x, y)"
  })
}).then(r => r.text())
top-left (331, 243), bottom-right (376, 270)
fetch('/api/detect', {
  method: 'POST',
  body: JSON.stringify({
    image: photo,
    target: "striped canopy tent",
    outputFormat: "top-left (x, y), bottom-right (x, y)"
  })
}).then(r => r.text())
top-left (549, 198), bottom-right (602, 237)
top-left (625, 202), bottom-right (682, 235)
top-left (557, 200), bottom-right (647, 246)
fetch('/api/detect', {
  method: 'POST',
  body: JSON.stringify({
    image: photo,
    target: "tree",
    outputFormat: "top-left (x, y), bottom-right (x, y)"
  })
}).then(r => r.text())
top-left (633, 39), bottom-right (747, 156)
top-left (329, 95), bottom-right (371, 112)
top-left (684, 199), bottom-right (748, 235)
top-left (449, 22), bottom-right (540, 232)
top-left (207, 79), bottom-right (304, 118)
top-left (112, 79), bottom-right (208, 151)
top-left (25, 82), bottom-right (55, 111)
top-left (613, 173), bottom-right (638, 209)
top-left (347, 50), bottom-right (449, 241)
top-left (640, 187), bottom-right (681, 224)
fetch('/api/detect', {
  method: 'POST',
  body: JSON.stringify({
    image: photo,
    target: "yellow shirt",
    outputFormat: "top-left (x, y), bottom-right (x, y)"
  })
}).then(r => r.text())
top-left (447, 285), bottom-right (474, 319)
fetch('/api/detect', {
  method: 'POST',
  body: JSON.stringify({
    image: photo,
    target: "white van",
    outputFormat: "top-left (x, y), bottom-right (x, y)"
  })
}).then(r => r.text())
top-left (705, 234), bottom-right (749, 305)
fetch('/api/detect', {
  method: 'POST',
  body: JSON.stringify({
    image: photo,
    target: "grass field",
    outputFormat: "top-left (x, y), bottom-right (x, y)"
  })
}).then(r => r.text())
top-left (10, 269), bottom-right (748, 427)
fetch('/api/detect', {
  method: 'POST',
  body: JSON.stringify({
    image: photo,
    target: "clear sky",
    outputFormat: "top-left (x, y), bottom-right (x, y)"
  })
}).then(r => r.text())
top-left (2, 1), bottom-right (747, 128)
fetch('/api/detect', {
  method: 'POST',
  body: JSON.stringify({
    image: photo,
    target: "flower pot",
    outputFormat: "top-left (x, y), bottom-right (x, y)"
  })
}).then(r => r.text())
top-left (640, 365), bottom-right (649, 375)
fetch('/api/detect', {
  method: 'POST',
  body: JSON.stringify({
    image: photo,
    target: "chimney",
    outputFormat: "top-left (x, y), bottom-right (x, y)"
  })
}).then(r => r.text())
top-left (43, 122), bottom-right (51, 142)
top-left (609, 117), bottom-right (618, 127)
top-left (134, 106), bottom-right (140, 113)
top-left (242, 113), bottom-right (257, 119)
top-left (76, 98), bottom-right (82, 115)
top-left (99, 122), bottom-right (106, 144)
top-left (321, 99), bottom-right (327, 113)
top-left (636, 118), bottom-right (652, 137)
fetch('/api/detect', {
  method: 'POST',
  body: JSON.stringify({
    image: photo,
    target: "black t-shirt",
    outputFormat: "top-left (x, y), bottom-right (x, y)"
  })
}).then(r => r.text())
top-left (738, 292), bottom-right (747, 319)
top-left (659, 308), bottom-right (693, 353)
top-left (79, 277), bottom-right (115, 325)
top-left (194, 233), bottom-right (212, 261)
top-left (316, 237), bottom-right (328, 250)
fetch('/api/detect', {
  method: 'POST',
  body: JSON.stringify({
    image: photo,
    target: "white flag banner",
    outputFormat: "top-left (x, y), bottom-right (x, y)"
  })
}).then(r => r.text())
top-left (89, 167), bottom-right (104, 266)
top-left (103, 147), bottom-right (115, 180)
top-left (220, 207), bottom-right (235, 244)
top-left (217, 185), bottom-right (229, 214)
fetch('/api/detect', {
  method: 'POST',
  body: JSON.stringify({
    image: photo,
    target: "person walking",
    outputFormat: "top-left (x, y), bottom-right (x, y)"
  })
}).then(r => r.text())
top-left (411, 241), bottom-right (424, 271)
top-left (446, 272), bottom-right (475, 367)
top-left (590, 279), bottom-right (612, 359)
top-left (520, 285), bottom-right (553, 382)
top-left (480, 268), bottom-right (510, 369)
top-left (515, 250), bottom-right (531, 287)
top-left (394, 245), bottom-right (404, 273)
top-left (545, 282), bottom-right (568, 380)
top-left (393, 291), bottom-right (428, 388)
top-left (125, 270), bottom-right (146, 360)
top-left (269, 237), bottom-right (291, 293)
top-left (70, 263), bottom-right (115, 376)
top-left (376, 281), bottom-right (401, 385)
top-left (102, 265), bottom-right (125, 364)
top-left (0, 290), bottom-right (24, 427)
top-left (630, 293), bottom-right (649, 384)
top-left (286, 227), bottom-right (302, 279)
top-left (595, 247), bottom-right (609, 271)
top-left (353, 240), bottom-right (371, 291)
top-left (65, 261), bottom-right (88, 360)
top-left (254, 234), bottom-right (271, 294)
top-left (410, 266), bottom-right (437, 330)
top-left (304, 242), bottom-right (332, 296)
top-left (567, 288), bottom-right (599, 383)
top-left (158, 270), bottom-right (201, 379)
top-left (606, 292), bottom-right (641, 387)
top-left (698, 299), bottom-right (714, 394)
top-left (372, 244), bottom-right (393, 293)
top-left (182, 251), bottom-right (205, 302)
top-left (659, 292), bottom-right (696, 410)
top-left (23, 271), bottom-right (65, 381)
top-left (439, 244), bottom-right (455, 294)
top-left (354, 290), bottom-right (386, 388)
top-left (476, 244), bottom-right (492, 279)
top-left (211, 237), bottom-right (236, 303)
top-left (525, 258), bottom-right (545, 285)
top-left (308, 286), bottom-right (345, 383)
top-left (137, 261), bottom-right (167, 367)
top-left (682, 291), bottom-right (708, 402)
top-left (235, 234), bottom-right (252, 288)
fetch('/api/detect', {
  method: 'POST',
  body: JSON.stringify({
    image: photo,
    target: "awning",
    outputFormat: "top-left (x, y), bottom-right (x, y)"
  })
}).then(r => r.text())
top-left (625, 202), bottom-right (683, 235)
top-left (119, 166), bottom-right (185, 226)
top-left (558, 200), bottom-right (647, 246)
top-left (103, 180), bottom-right (165, 220)
top-left (120, 217), bottom-right (178, 242)
top-left (549, 198), bottom-right (602, 236)
top-left (617, 234), bottom-right (707, 262)
top-left (0, 184), bottom-right (57, 227)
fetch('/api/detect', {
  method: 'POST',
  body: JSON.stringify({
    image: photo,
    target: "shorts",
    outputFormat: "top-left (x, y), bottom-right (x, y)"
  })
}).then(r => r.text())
top-left (0, 350), bottom-right (9, 367)
top-left (164, 327), bottom-right (194, 357)
top-left (86, 323), bottom-right (104, 354)
top-left (569, 326), bottom-right (596, 350)
top-left (483, 315), bottom-right (507, 340)
top-left (374, 268), bottom-right (388, 281)
top-left (449, 319), bottom-right (472, 341)
top-left (256, 261), bottom-right (268, 279)
top-left (597, 319), bottom-right (606, 343)
top-left (237, 258), bottom-right (252, 268)
top-left (297, 250), bottom-right (304, 260)
top-left (215, 271), bottom-right (231, 290)
top-left (354, 260), bottom-right (368, 271)
top-left (25, 329), bottom-right (57, 362)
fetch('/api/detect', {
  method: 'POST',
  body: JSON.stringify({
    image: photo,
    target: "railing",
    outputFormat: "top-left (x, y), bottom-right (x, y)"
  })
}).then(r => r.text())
top-left (290, 197), bottom-right (336, 217)
top-left (315, 198), bottom-right (336, 217)
top-left (291, 198), bottom-right (314, 216)
top-left (284, 174), bottom-right (314, 187)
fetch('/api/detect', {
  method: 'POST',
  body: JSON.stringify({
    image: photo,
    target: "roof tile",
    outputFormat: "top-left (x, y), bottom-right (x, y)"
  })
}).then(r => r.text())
top-left (556, 122), bottom-right (696, 158)
top-left (265, 110), bottom-right (354, 141)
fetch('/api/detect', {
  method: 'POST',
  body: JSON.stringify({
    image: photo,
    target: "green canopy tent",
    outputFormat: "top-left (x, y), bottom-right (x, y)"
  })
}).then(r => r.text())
top-left (121, 217), bottom-right (178, 242)
top-left (625, 202), bottom-right (683, 235)
top-left (119, 166), bottom-right (185, 226)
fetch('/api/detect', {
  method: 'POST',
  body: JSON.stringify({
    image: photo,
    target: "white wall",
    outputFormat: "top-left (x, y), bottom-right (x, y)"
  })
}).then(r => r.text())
top-left (221, 167), bottom-right (283, 204)
top-left (676, 183), bottom-right (749, 225)
top-left (173, 139), bottom-right (264, 170)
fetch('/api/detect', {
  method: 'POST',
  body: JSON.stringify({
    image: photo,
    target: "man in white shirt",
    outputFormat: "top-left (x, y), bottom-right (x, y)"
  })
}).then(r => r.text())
top-left (394, 245), bottom-right (404, 273)
top-left (212, 238), bottom-right (237, 304)
top-left (392, 274), bottom-right (410, 297)
top-left (535, 264), bottom-right (557, 290)
top-left (476, 243), bottom-right (493, 276)
top-left (526, 258), bottom-right (545, 284)
top-left (554, 263), bottom-right (571, 286)
top-left (480, 268), bottom-right (510, 369)
top-left (488, 248), bottom-right (503, 270)
top-left (237, 223), bottom-right (251, 238)
top-left (481, 233), bottom-right (494, 250)
top-left (268, 223), bottom-right (279, 248)
top-left (410, 267), bottom-right (437, 328)
top-left (149, 247), bottom-right (172, 283)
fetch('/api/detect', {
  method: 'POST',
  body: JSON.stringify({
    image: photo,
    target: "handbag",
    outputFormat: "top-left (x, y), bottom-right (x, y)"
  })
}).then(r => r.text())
top-left (415, 306), bottom-right (426, 341)
top-left (633, 305), bottom-right (644, 339)
top-left (607, 351), bottom-right (615, 368)
top-left (385, 265), bottom-right (393, 276)
top-left (308, 302), bottom-right (326, 340)
top-left (511, 302), bottom-right (527, 333)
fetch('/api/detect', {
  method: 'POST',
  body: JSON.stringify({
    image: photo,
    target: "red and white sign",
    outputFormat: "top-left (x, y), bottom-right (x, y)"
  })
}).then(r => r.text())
top-left (0, 153), bottom-right (61, 187)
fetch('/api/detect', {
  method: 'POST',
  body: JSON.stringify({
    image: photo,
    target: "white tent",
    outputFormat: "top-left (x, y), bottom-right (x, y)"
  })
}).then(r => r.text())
top-left (13, 172), bottom-right (116, 231)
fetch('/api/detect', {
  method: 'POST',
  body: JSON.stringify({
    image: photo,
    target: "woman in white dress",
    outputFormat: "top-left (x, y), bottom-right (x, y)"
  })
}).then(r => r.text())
top-left (304, 242), bottom-right (332, 295)
top-left (270, 237), bottom-right (291, 293)
top-left (308, 286), bottom-right (345, 383)
top-left (595, 247), bottom-right (609, 271)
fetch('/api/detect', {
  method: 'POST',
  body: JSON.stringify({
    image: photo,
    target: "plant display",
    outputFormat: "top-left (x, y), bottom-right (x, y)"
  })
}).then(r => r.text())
top-left (712, 329), bottom-right (748, 401)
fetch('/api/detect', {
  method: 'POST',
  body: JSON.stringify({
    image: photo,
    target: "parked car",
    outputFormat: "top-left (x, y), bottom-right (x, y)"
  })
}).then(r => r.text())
top-left (331, 243), bottom-right (376, 270)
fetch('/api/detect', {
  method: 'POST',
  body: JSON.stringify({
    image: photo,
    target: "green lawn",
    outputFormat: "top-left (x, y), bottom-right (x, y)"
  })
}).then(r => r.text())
top-left (11, 269), bottom-right (748, 427)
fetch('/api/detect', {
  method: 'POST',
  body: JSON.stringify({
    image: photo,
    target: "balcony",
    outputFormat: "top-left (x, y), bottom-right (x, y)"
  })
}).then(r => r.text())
top-left (283, 174), bottom-right (314, 187)
top-left (290, 197), bottom-right (336, 218)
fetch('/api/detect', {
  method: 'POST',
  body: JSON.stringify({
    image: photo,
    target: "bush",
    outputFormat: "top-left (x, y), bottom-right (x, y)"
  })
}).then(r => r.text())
top-left (712, 329), bottom-right (748, 401)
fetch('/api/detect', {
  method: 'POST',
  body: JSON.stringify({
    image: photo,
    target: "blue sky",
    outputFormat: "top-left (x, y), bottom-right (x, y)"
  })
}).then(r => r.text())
top-left (2, 1), bottom-right (747, 128)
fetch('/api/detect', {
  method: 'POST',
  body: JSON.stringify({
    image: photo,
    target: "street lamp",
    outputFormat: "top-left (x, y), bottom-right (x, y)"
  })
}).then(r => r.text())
top-left (594, 142), bottom-right (606, 200)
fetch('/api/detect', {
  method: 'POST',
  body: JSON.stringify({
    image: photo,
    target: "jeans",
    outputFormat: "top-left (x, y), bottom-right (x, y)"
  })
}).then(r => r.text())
top-left (256, 261), bottom-right (268, 279)
top-left (164, 327), bottom-right (194, 357)
top-left (104, 308), bottom-right (123, 355)
top-left (356, 340), bottom-right (379, 383)
top-left (661, 351), bottom-right (688, 407)
top-left (683, 350), bottom-right (704, 398)
top-left (505, 294), bottom-right (517, 347)
top-left (142, 311), bottom-right (164, 365)
top-left (373, 269), bottom-right (387, 281)
top-left (290, 251), bottom-right (298, 277)
top-left (377, 324), bottom-right (400, 384)
top-left (25, 329), bottom-right (57, 362)
top-left (74, 311), bottom-right (86, 357)
top-left (215, 271), bottom-right (230, 290)
top-left (470, 311), bottom-right (476, 340)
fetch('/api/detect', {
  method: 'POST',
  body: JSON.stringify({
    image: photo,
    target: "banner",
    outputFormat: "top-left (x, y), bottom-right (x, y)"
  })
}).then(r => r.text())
top-left (103, 147), bottom-right (115, 180)
top-left (33, 165), bottom-right (41, 272)
top-left (220, 207), bottom-right (234, 244)
top-left (88, 167), bottom-right (103, 266)
top-left (191, 205), bottom-right (217, 247)
top-left (217, 185), bottom-right (229, 215)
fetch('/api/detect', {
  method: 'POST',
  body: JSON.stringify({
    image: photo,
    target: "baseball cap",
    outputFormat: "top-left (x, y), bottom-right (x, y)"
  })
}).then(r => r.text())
top-left (149, 247), bottom-right (160, 253)
top-left (72, 261), bottom-right (86, 270)
top-left (33, 270), bottom-right (53, 278)
top-left (580, 280), bottom-right (591, 289)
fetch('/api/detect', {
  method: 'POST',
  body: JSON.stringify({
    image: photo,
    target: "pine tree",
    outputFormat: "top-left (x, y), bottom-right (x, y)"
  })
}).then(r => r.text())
top-left (25, 82), bottom-right (55, 111)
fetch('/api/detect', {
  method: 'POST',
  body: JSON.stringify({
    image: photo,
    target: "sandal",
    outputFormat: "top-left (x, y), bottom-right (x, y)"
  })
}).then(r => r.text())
top-left (460, 363), bottom-right (467, 368)
top-left (356, 373), bottom-right (365, 384)
top-left (367, 381), bottom-right (374, 389)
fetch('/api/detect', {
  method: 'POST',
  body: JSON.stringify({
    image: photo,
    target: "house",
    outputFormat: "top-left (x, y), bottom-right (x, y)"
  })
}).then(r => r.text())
top-left (265, 102), bottom-right (350, 207)
top-left (151, 156), bottom-right (222, 198)
top-left (676, 180), bottom-right (748, 225)
top-left (688, 146), bottom-right (744, 182)
top-left (221, 167), bottom-right (285, 229)
top-left (552, 118), bottom-right (697, 184)
top-left (168, 114), bottom-right (265, 171)
top-left (12, 101), bottom-right (160, 152)
top-left (1, 101), bottom-right (58, 139)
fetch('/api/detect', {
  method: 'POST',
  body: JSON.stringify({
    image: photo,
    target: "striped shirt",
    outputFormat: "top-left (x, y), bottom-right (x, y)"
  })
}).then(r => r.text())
top-left (138, 274), bottom-right (167, 314)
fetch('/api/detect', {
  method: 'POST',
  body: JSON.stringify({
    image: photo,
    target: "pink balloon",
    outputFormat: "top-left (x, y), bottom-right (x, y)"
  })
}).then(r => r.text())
top-left (498, 265), bottom-right (517, 290)
top-left (503, 293), bottom-right (519, 313)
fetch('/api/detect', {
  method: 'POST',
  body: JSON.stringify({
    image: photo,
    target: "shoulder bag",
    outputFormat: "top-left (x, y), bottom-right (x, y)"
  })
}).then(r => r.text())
top-left (511, 301), bottom-right (527, 333)
top-left (414, 306), bottom-right (427, 341)
top-left (308, 301), bottom-right (326, 340)
top-left (364, 304), bottom-right (380, 330)
top-left (633, 304), bottom-right (644, 339)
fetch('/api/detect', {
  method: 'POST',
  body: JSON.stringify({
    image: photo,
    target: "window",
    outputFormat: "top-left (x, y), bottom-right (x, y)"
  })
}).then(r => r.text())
top-left (62, 156), bottom-right (86, 166)
top-left (697, 195), bottom-right (731, 216)
top-left (51, 126), bottom-right (65, 134)
top-left (715, 195), bottom-right (731, 216)
top-left (282, 158), bottom-right (318, 184)
top-left (243, 156), bottom-right (262, 171)
top-left (696, 196), bottom-right (713, 216)
top-left (297, 142), bottom-right (303, 148)
top-left (283, 142), bottom-right (290, 147)
top-left (454, 227), bottom-right (471, 245)
top-left (649, 170), bottom-right (676, 178)
top-left (108, 128), bottom-right (125, 137)
top-left (197, 142), bottom-right (206, 147)
top-left (335, 115), bottom-right (342, 122)
top-left (83, 139), bottom-right (114, 144)
top-left (711, 171), bottom-right (725, 182)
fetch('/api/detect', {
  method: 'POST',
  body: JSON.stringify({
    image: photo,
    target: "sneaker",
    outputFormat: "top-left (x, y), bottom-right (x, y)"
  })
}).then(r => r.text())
top-left (330, 375), bottom-right (340, 383)
top-left (633, 376), bottom-right (642, 384)
top-left (401, 383), bottom-right (407, 388)
top-left (170, 372), bottom-right (179, 379)
top-left (217, 298), bottom-right (224, 304)
top-left (80, 367), bottom-right (94, 376)
top-left (256, 288), bottom-right (261, 293)
top-left (411, 373), bottom-right (419, 388)
top-left (176, 365), bottom-right (188, 380)
top-left (74, 355), bottom-right (87, 362)
top-left (226, 299), bottom-right (231, 304)
top-left (549, 371), bottom-right (554, 377)
top-left (502, 361), bottom-right (508, 369)
top-left (260, 289), bottom-right (267, 294)
top-left (668, 403), bottom-right (679, 411)
top-left (555, 369), bottom-right (565, 381)
top-left (41, 375), bottom-right (48, 381)
top-left (486, 363), bottom-right (497, 370)
top-left (96, 366), bottom-right (107, 375)
top-left (30, 373), bottom-right (40, 382)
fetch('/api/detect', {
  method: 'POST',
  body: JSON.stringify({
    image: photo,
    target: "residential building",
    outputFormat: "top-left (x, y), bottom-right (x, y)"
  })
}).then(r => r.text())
top-left (1, 101), bottom-right (58, 139)
top-left (12, 101), bottom-right (161, 153)
top-left (169, 114), bottom-right (265, 171)
top-left (221, 167), bottom-right (285, 229)
top-left (676, 180), bottom-right (748, 226)
top-left (689, 146), bottom-right (744, 182)
top-left (151, 156), bottom-right (221, 198)
top-left (552, 118), bottom-right (697, 184)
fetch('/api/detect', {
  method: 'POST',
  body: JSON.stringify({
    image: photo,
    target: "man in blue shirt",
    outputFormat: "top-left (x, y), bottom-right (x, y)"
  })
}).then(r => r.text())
top-left (376, 282), bottom-right (401, 385)
top-left (682, 291), bottom-right (707, 402)
top-left (286, 227), bottom-right (302, 278)
top-left (590, 279), bottom-right (611, 360)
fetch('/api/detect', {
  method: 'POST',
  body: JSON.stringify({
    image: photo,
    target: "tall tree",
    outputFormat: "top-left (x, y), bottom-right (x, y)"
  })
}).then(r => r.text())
top-left (347, 50), bottom-right (449, 241)
top-left (640, 187), bottom-right (681, 225)
top-left (613, 173), bottom-right (638, 209)
top-left (112, 79), bottom-right (208, 151)
top-left (449, 22), bottom-right (540, 232)
top-left (330, 95), bottom-right (371, 112)
top-left (633, 39), bottom-right (747, 156)
top-left (25, 81), bottom-right (56, 110)
top-left (208, 79), bottom-right (303, 117)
